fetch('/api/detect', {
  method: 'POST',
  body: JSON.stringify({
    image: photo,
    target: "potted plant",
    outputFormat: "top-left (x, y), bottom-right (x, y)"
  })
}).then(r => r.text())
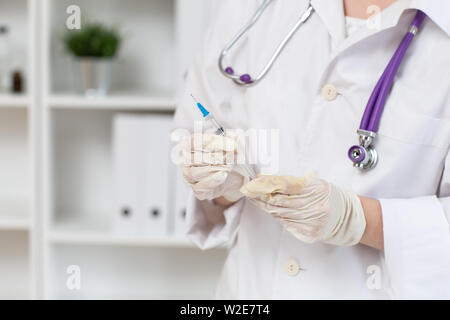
top-left (63, 23), bottom-right (122, 96)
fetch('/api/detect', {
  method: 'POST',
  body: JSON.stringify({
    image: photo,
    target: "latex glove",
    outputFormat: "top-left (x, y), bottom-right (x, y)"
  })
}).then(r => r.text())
top-left (241, 173), bottom-right (366, 246)
top-left (179, 133), bottom-right (247, 202)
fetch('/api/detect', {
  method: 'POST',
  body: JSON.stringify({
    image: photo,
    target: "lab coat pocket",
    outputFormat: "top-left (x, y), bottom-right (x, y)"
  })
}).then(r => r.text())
top-left (377, 107), bottom-right (450, 150)
top-left (352, 108), bottom-right (450, 199)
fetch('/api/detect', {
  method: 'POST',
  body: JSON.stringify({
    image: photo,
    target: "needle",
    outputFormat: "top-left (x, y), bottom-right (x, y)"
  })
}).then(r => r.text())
top-left (190, 94), bottom-right (199, 103)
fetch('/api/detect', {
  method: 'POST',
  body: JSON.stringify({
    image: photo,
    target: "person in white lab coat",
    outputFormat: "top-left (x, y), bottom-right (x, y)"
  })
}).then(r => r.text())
top-left (173, 0), bottom-right (450, 299)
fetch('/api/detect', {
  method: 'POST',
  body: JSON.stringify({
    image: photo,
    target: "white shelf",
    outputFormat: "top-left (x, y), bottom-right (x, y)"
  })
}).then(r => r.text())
top-left (49, 94), bottom-right (177, 111)
top-left (0, 196), bottom-right (30, 231)
top-left (0, 216), bottom-right (30, 231)
top-left (0, 95), bottom-right (29, 108)
top-left (48, 232), bottom-right (197, 248)
top-left (48, 215), bottom-right (198, 248)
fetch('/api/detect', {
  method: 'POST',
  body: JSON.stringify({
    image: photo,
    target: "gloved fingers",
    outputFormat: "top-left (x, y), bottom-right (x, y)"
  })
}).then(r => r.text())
top-left (189, 173), bottom-right (230, 201)
top-left (184, 165), bottom-right (246, 201)
top-left (223, 170), bottom-right (246, 191)
top-left (191, 170), bottom-right (246, 201)
top-left (222, 130), bottom-right (241, 141)
top-left (248, 191), bottom-right (328, 209)
top-left (224, 130), bottom-right (247, 155)
top-left (192, 170), bottom-right (229, 190)
top-left (181, 164), bottom-right (232, 184)
top-left (248, 198), bottom-right (297, 216)
top-left (248, 198), bottom-right (276, 215)
top-left (191, 188), bottom-right (219, 201)
top-left (249, 192), bottom-right (329, 243)
top-left (180, 133), bottom-right (237, 153)
top-left (181, 150), bottom-right (238, 166)
top-left (249, 197), bottom-right (328, 222)
top-left (179, 134), bottom-right (238, 166)
top-left (278, 209), bottom-right (328, 225)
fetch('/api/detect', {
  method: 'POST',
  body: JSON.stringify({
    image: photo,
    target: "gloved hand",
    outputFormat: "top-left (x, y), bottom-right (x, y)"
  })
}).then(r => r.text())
top-left (179, 132), bottom-right (248, 202)
top-left (240, 173), bottom-right (366, 246)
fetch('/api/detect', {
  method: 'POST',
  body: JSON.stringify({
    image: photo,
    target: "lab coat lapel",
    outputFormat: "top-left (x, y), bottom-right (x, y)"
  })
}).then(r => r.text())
top-left (334, 0), bottom-right (413, 58)
top-left (330, 0), bottom-right (450, 60)
top-left (310, 0), bottom-right (346, 50)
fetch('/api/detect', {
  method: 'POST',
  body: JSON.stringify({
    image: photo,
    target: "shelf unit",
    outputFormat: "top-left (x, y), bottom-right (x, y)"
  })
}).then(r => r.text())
top-left (48, 94), bottom-right (177, 111)
top-left (0, 0), bottom-right (226, 299)
top-left (0, 0), bottom-right (37, 300)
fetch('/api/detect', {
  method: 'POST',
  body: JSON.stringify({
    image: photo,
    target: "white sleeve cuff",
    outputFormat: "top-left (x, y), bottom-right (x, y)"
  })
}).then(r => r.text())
top-left (380, 196), bottom-right (450, 299)
top-left (185, 191), bottom-right (245, 250)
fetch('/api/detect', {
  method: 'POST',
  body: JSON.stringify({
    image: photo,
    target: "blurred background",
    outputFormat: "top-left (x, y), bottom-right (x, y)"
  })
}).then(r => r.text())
top-left (0, 0), bottom-right (227, 299)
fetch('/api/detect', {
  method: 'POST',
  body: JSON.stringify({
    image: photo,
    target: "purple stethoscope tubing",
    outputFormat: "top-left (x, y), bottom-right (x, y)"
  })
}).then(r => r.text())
top-left (359, 11), bottom-right (426, 132)
top-left (348, 10), bottom-right (426, 170)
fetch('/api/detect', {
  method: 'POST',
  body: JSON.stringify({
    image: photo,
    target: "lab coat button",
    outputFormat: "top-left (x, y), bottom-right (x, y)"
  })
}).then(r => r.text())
top-left (284, 259), bottom-right (300, 276)
top-left (321, 84), bottom-right (338, 101)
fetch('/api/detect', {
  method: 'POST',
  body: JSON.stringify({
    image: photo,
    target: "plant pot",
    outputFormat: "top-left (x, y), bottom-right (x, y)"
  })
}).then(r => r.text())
top-left (73, 57), bottom-right (113, 96)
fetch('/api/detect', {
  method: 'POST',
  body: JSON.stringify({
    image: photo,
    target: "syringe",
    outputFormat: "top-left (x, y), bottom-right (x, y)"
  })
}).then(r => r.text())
top-left (190, 94), bottom-right (256, 180)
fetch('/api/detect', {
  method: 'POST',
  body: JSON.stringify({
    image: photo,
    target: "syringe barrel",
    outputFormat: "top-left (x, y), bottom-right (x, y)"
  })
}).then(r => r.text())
top-left (206, 115), bottom-right (225, 136)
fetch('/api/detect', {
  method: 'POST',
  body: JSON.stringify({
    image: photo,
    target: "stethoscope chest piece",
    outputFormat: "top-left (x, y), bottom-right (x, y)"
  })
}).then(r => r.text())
top-left (348, 130), bottom-right (378, 170)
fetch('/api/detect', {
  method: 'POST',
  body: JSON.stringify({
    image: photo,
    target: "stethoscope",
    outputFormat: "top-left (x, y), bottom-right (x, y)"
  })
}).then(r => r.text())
top-left (218, 0), bottom-right (426, 170)
top-left (218, 0), bottom-right (314, 86)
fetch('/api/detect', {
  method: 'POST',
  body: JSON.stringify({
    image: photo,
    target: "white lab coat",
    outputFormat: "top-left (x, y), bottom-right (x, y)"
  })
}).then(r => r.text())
top-left (173, 0), bottom-right (450, 299)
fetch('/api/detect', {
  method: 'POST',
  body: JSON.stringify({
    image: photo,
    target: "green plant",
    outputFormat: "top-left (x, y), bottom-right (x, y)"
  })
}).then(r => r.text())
top-left (63, 23), bottom-right (121, 58)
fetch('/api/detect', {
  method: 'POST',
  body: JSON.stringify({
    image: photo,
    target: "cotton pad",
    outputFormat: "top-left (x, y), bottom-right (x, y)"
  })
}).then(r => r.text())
top-left (241, 174), bottom-right (311, 197)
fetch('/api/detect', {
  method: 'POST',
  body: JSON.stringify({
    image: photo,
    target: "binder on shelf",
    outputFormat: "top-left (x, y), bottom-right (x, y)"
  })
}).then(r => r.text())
top-left (138, 115), bottom-right (172, 238)
top-left (112, 114), bottom-right (141, 236)
top-left (174, 169), bottom-right (189, 238)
